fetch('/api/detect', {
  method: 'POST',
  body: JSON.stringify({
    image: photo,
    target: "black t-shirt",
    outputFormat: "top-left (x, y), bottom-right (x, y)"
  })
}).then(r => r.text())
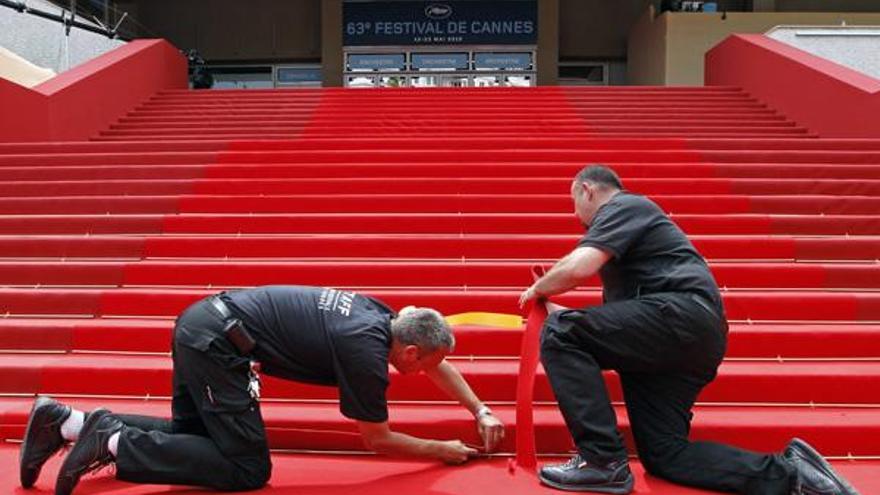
top-left (221, 285), bottom-right (395, 423)
top-left (578, 192), bottom-right (723, 310)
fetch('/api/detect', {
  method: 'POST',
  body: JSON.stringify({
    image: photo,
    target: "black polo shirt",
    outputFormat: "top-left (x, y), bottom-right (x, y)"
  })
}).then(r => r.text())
top-left (577, 192), bottom-right (723, 310)
top-left (221, 285), bottom-right (395, 423)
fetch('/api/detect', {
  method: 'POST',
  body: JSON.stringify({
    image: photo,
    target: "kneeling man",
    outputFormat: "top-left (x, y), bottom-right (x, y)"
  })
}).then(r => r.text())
top-left (20, 285), bottom-right (504, 494)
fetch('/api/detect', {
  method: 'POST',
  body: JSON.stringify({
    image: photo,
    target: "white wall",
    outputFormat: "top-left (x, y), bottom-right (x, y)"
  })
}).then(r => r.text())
top-left (0, 0), bottom-right (125, 75)
top-left (766, 25), bottom-right (880, 80)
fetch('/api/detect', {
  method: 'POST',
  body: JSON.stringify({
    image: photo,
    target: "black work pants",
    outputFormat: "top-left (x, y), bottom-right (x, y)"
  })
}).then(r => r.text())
top-left (540, 292), bottom-right (794, 494)
top-left (112, 297), bottom-right (272, 491)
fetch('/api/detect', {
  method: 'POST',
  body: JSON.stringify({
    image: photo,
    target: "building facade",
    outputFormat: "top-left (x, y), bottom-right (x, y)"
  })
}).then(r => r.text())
top-left (98, 0), bottom-right (880, 88)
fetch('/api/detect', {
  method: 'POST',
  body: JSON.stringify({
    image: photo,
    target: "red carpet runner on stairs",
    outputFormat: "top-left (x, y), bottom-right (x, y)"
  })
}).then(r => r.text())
top-left (0, 86), bottom-right (878, 493)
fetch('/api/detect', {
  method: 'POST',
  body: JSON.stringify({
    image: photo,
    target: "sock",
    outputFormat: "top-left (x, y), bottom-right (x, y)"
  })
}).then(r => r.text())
top-left (60, 410), bottom-right (84, 441)
top-left (107, 432), bottom-right (120, 458)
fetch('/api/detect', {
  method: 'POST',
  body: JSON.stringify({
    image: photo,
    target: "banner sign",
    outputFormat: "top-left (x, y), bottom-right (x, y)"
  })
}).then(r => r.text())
top-left (276, 67), bottom-right (322, 84)
top-left (474, 52), bottom-right (532, 70)
top-left (411, 52), bottom-right (469, 69)
top-left (344, 1), bottom-right (537, 46)
top-left (347, 53), bottom-right (407, 70)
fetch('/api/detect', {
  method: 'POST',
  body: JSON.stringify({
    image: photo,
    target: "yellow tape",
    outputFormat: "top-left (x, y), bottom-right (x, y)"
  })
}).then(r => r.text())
top-left (445, 312), bottom-right (523, 329)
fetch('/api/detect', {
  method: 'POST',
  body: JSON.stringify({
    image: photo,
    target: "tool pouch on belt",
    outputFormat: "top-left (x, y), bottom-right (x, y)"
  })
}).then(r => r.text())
top-left (222, 318), bottom-right (256, 355)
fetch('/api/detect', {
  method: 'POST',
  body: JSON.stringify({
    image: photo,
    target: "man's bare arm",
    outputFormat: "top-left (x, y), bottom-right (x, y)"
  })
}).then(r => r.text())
top-left (424, 360), bottom-right (481, 414)
top-left (357, 420), bottom-right (476, 464)
top-left (519, 246), bottom-right (611, 307)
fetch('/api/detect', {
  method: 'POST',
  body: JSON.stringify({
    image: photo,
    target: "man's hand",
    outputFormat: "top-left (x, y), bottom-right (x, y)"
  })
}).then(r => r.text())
top-left (477, 413), bottom-right (505, 452)
top-left (518, 284), bottom-right (540, 308)
top-left (435, 440), bottom-right (479, 465)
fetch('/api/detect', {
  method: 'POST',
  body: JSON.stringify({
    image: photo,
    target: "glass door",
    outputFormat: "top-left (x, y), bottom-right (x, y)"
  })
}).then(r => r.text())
top-left (473, 75), bottom-right (502, 87)
top-left (439, 75), bottom-right (470, 87)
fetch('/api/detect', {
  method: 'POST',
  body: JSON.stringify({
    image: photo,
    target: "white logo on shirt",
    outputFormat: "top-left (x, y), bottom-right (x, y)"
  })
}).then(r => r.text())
top-left (318, 288), bottom-right (356, 317)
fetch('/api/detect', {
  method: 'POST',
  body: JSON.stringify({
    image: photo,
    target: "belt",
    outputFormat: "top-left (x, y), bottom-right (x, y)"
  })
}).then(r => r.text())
top-left (207, 295), bottom-right (257, 355)
top-left (208, 295), bottom-right (233, 320)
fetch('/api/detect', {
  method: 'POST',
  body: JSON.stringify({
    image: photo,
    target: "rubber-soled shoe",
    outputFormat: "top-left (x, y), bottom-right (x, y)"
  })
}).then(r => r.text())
top-left (539, 455), bottom-right (634, 494)
top-left (784, 438), bottom-right (860, 495)
top-left (19, 396), bottom-right (72, 489)
top-left (55, 409), bottom-right (123, 495)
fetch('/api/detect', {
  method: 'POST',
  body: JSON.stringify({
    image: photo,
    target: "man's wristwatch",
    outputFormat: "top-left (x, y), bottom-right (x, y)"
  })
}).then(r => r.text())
top-left (474, 405), bottom-right (493, 419)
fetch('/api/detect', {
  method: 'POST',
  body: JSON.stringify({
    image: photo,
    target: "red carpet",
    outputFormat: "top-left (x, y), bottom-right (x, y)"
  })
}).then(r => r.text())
top-left (0, 86), bottom-right (878, 493)
top-left (9, 445), bottom-right (880, 495)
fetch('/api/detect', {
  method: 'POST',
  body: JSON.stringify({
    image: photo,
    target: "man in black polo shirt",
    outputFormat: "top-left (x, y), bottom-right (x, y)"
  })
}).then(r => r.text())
top-left (19, 286), bottom-right (504, 494)
top-left (519, 165), bottom-right (858, 495)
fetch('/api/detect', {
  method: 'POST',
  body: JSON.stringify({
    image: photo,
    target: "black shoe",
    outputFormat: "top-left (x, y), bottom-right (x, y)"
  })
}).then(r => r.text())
top-left (19, 396), bottom-right (72, 488)
top-left (784, 438), bottom-right (860, 495)
top-left (539, 455), bottom-right (634, 494)
top-left (55, 409), bottom-right (123, 495)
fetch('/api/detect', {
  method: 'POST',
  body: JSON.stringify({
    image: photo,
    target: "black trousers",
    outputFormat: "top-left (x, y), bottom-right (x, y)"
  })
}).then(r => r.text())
top-left (111, 298), bottom-right (272, 491)
top-left (540, 292), bottom-right (794, 494)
